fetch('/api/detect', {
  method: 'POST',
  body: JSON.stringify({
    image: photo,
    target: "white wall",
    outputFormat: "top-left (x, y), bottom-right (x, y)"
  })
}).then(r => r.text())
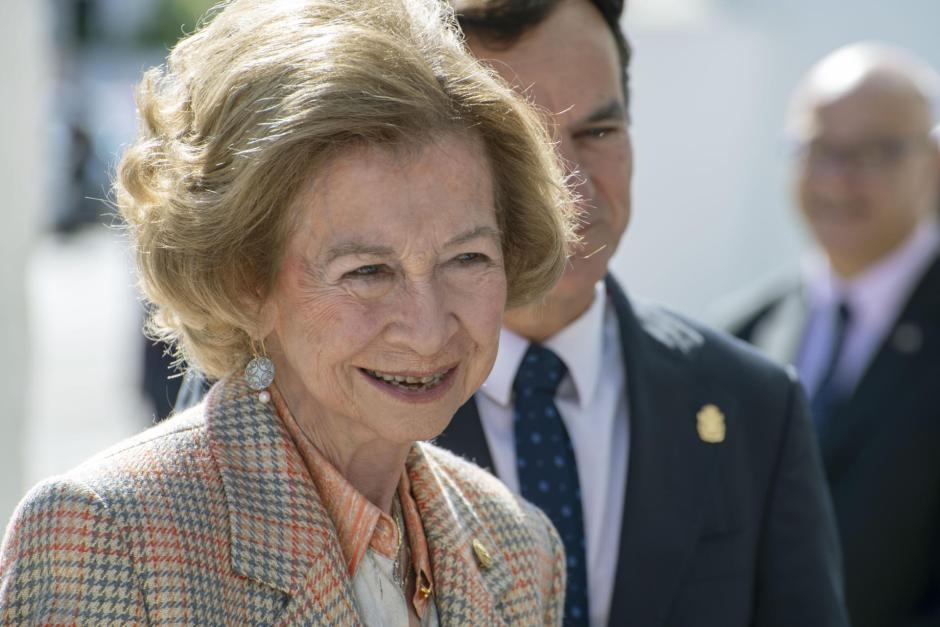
top-left (614, 0), bottom-right (940, 317)
top-left (0, 1), bottom-right (49, 521)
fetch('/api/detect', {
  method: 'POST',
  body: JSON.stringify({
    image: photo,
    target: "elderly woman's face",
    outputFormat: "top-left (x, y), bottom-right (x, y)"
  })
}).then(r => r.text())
top-left (263, 135), bottom-right (507, 446)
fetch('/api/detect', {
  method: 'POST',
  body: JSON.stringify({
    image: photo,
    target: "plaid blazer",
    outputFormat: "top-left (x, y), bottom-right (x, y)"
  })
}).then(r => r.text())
top-left (0, 376), bottom-right (565, 625)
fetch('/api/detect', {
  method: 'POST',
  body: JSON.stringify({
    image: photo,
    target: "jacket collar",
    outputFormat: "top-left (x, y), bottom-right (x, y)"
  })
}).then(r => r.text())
top-left (206, 376), bottom-right (511, 623)
top-left (205, 375), bottom-right (347, 596)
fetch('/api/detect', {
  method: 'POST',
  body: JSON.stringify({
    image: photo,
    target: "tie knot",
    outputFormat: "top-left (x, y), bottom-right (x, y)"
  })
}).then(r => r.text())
top-left (513, 344), bottom-right (568, 396)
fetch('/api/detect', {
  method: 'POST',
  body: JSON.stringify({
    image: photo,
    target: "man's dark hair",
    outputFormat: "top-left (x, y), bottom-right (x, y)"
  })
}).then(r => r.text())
top-left (454, 0), bottom-right (631, 104)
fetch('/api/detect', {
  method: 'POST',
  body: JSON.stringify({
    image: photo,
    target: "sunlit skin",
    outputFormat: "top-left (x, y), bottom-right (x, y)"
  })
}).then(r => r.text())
top-left (258, 134), bottom-right (507, 513)
top-left (793, 54), bottom-right (940, 278)
top-left (465, 0), bottom-right (633, 341)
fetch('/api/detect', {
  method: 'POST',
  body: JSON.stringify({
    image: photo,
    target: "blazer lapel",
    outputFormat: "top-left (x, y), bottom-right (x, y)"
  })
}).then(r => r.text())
top-left (605, 276), bottom-right (723, 627)
top-left (205, 377), bottom-right (359, 625)
top-left (406, 443), bottom-right (513, 626)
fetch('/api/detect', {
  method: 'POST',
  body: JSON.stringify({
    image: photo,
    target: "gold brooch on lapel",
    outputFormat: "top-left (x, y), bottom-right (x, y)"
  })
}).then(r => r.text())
top-left (472, 538), bottom-right (494, 570)
top-left (696, 404), bottom-right (726, 444)
top-left (418, 583), bottom-right (433, 600)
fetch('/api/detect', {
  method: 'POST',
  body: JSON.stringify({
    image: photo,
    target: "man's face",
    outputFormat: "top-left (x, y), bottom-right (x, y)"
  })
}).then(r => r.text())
top-left (467, 0), bottom-right (633, 312)
top-left (795, 84), bottom-right (939, 276)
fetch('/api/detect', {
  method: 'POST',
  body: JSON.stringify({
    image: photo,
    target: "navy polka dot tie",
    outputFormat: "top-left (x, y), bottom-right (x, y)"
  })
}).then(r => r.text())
top-left (513, 344), bottom-right (589, 626)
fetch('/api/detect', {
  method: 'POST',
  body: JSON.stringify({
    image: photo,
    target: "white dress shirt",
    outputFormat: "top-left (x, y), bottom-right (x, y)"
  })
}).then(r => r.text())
top-left (354, 551), bottom-right (439, 627)
top-left (476, 281), bottom-right (629, 627)
top-left (799, 217), bottom-right (940, 397)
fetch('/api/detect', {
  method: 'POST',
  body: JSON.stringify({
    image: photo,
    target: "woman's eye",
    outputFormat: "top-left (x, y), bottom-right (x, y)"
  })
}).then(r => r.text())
top-left (345, 264), bottom-right (387, 279)
top-left (455, 252), bottom-right (488, 264)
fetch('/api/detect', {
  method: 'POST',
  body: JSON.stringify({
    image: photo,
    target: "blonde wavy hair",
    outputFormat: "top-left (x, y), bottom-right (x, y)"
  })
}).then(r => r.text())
top-left (116, 0), bottom-right (576, 378)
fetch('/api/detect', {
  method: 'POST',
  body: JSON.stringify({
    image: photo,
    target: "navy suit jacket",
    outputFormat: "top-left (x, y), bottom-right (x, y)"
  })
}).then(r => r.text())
top-left (436, 276), bottom-right (847, 626)
top-left (732, 254), bottom-right (940, 627)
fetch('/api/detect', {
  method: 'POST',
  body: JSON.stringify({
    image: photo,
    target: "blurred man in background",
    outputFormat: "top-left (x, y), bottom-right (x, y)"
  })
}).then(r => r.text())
top-left (731, 42), bottom-right (940, 627)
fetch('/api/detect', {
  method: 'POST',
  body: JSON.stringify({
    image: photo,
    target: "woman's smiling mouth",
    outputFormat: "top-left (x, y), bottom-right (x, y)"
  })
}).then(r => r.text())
top-left (360, 366), bottom-right (457, 397)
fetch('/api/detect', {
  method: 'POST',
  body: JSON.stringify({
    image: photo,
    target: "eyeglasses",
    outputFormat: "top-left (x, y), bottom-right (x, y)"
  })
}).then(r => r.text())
top-left (796, 136), bottom-right (932, 176)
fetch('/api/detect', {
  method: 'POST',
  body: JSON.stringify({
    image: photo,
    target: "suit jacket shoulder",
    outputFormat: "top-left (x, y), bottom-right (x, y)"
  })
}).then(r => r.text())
top-left (0, 403), bottom-right (272, 625)
top-left (629, 297), bottom-right (816, 472)
top-left (708, 275), bottom-right (803, 345)
top-left (632, 295), bottom-right (803, 411)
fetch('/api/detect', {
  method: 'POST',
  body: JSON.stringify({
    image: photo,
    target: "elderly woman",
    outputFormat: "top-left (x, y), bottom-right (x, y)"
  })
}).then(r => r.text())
top-left (0, 0), bottom-right (576, 625)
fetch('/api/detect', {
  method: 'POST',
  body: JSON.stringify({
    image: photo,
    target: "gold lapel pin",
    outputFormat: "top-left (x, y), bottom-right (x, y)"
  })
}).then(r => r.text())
top-left (472, 538), bottom-right (494, 570)
top-left (697, 404), bottom-right (726, 444)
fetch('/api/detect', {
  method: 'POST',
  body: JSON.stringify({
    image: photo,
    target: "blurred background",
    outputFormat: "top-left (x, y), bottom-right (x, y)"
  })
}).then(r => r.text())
top-left (1, 0), bottom-right (939, 522)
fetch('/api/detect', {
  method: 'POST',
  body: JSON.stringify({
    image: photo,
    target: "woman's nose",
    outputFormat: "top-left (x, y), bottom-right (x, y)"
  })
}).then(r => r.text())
top-left (384, 279), bottom-right (457, 357)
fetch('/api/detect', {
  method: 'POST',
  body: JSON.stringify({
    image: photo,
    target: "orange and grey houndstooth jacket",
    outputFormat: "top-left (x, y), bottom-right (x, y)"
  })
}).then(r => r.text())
top-left (0, 376), bottom-right (565, 625)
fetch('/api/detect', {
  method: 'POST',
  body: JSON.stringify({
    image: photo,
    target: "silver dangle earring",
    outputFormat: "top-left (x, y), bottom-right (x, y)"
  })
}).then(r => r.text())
top-left (245, 341), bottom-right (275, 403)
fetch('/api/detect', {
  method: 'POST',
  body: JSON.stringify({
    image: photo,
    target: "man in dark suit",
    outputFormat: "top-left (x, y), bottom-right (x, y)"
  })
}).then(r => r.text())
top-left (438, 1), bottom-right (846, 625)
top-left (730, 43), bottom-right (940, 627)
top-left (177, 1), bottom-right (847, 624)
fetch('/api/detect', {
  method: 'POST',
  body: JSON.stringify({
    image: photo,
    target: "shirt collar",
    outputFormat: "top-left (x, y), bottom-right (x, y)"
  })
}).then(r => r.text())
top-left (804, 217), bottom-right (940, 328)
top-left (480, 281), bottom-right (607, 409)
top-left (271, 386), bottom-right (435, 615)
